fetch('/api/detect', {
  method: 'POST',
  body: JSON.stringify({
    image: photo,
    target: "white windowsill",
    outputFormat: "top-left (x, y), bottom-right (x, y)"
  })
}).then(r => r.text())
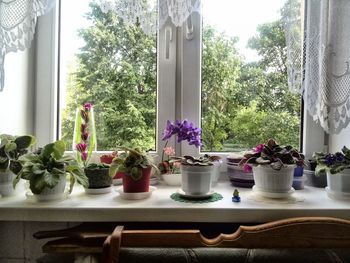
top-left (0, 181), bottom-right (349, 223)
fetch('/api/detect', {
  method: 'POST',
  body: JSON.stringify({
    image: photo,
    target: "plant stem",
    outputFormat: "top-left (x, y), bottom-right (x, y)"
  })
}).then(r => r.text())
top-left (161, 140), bottom-right (168, 163)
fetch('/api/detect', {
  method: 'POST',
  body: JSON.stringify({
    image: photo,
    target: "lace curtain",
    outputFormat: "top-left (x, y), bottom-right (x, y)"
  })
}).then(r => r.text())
top-left (0, 0), bottom-right (55, 91)
top-left (302, 0), bottom-right (350, 134)
top-left (98, 0), bottom-right (201, 36)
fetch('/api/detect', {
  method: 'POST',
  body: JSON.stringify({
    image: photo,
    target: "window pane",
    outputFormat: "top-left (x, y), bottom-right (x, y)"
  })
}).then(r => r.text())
top-left (201, 0), bottom-right (301, 152)
top-left (59, 0), bottom-right (157, 151)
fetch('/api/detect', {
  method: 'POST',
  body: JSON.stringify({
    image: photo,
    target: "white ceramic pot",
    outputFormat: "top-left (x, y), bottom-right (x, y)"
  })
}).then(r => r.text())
top-left (34, 175), bottom-right (67, 201)
top-left (253, 165), bottom-right (295, 193)
top-left (162, 173), bottom-right (182, 186)
top-left (327, 169), bottom-right (350, 194)
top-left (0, 170), bottom-right (16, 196)
top-left (181, 165), bottom-right (214, 195)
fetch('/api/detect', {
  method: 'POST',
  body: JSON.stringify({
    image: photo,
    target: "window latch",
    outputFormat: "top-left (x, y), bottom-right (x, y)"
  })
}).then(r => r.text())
top-left (186, 14), bottom-right (194, 40)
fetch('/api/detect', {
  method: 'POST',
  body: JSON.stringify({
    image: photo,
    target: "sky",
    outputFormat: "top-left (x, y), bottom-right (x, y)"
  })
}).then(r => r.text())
top-left (60, 0), bottom-right (285, 108)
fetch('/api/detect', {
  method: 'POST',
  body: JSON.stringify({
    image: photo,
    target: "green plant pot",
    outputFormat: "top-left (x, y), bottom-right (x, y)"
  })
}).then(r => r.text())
top-left (84, 168), bottom-right (112, 189)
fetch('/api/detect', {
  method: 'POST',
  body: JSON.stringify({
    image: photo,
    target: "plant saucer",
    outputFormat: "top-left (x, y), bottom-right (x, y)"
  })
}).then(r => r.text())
top-left (176, 188), bottom-right (215, 199)
top-left (84, 185), bottom-right (112, 195)
top-left (326, 187), bottom-right (350, 200)
top-left (25, 191), bottom-right (69, 202)
top-left (252, 185), bottom-right (295, 199)
top-left (116, 186), bottom-right (157, 200)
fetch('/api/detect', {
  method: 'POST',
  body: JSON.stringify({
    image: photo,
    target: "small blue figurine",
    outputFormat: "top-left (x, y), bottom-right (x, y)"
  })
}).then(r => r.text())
top-left (232, 189), bottom-right (241, 202)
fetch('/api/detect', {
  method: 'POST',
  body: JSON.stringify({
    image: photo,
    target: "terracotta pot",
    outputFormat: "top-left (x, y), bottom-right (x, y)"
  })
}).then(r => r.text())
top-left (122, 166), bottom-right (152, 193)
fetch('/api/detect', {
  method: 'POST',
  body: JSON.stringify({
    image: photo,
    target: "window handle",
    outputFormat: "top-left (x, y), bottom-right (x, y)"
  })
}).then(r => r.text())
top-left (165, 26), bottom-right (172, 59)
top-left (186, 14), bottom-right (194, 40)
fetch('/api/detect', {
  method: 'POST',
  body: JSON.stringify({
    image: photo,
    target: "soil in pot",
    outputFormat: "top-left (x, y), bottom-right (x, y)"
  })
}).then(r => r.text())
top-left (122, 166), bottom-right (152, 193)
top-left (84, 168), bottom-right (112, 189)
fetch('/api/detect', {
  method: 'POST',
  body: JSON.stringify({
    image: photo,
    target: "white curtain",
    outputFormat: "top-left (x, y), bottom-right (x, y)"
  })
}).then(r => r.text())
top-left (303, 0), bottom-right (350, 134)
top-left (98, 0), bottom-right (201, 36)
top-left (0, 0), bottom-right (55, 91)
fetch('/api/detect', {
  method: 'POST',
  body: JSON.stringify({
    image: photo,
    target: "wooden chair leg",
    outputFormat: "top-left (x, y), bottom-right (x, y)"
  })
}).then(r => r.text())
top-left (102, 226), bottom-right (124, 263)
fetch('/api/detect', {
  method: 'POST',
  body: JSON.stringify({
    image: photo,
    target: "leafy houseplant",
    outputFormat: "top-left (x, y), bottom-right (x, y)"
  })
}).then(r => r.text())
top-left (0, 134), bottom-right (35, 196)
top-left (314, 146), bottom-right (350, 198)
top-left (13, 140), bottom-right (88, 199)
top-left (109, 147), bottom-right (158, 193)
top-left (158, 146), bottom-right (182, 186)
top-left (239, 139), bottom-right (304, 195)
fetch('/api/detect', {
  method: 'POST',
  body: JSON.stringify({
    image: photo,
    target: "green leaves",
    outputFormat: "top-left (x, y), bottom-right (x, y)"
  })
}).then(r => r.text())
top-left (14, 135), bottom-right (36, 150)
top-left (41, 140), bottom-right (66, 160)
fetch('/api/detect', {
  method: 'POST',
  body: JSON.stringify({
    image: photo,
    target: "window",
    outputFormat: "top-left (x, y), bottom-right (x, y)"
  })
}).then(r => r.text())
top-left (36, 0), bottom-right (312, 159)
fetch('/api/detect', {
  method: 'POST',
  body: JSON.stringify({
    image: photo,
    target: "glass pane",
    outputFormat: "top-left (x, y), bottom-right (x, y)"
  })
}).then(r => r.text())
top-left (201, 0), bottom-right (301, 152)
top-left (59, 0), bottom-right (157, 151)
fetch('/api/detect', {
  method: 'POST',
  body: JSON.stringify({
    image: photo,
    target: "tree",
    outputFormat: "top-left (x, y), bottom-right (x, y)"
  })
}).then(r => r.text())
top-left (61, 3), bottom-right (156, 151)
top-left (201, 26), bottom-right (242, 151)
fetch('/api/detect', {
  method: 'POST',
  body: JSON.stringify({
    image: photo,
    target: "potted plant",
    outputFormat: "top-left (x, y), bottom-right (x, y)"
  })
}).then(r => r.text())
top-left (158, 145), bottom-right (182, 186)
top-left (161, 119), bottom-right (215, 196)
top-left (100, 151), bottom-right (123, 184)
top-left (314, 146), bottom-right (350, 199)
top-left (84, 163), bottom-right (112, 194)
top-left (0, 134), bottom-right (35, 196)
top-left (239, 139), bottom-right (304, 196)
top-left (13, 140), bottom-right (88, 201)
top-left (181, 155), bottom-right (214, 196)
top-left (109, 147), bottom-right (158, 193)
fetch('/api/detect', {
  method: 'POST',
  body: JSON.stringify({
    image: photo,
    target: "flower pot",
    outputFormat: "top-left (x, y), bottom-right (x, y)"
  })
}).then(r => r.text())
top-left (252, 165), bottom-right (295, 193)
top-left (162, 173), bottom-right (182, 186)
top-left (326, 169), bottom-right (350, 197)
top-left (122, 166), bottom-right (152, 193)
top-left (100, 155), bottom-right (114, 164)
top-left (304, 169), bottom-right (327, 188)
top-left (34, 175), bottom-right (67, 201)
top-left (211, 159), bottom-right (223, 186)
top-left (84, 168), bottom-right (112, 189)
top-left (181, 165), bottom-right (214, 196)
top-left (0, 170), bottom-right (16, 196)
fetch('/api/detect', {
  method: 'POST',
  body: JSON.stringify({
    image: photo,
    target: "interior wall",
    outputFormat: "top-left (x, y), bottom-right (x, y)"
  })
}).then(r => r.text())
top-left (0, 46), bottom-right (35, 135)
top-left (329, 126), bottom-right (350, 152)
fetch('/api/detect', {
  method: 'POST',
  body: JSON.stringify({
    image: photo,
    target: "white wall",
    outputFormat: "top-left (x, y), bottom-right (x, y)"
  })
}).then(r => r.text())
top-left (0, 47), bottom-right (35, 135)
top-left (329, 127), bottom-right (350, 152)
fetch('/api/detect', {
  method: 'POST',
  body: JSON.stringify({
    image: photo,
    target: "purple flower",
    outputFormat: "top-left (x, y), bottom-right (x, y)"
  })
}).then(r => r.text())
top-left (255, 144), bottom-right (264, 153)
top-left (335, 152), bottom-right (345, 162)
top-left (84, 103), bottom-right (92, 111)
top-left (162, 119), bottom-right (202, 148)
top-left (325, 154), bottom-right (336, 166)
top-left (81, 152), bottom-right (88, 161)
top-left (76, 143), bottom-right (87, 153)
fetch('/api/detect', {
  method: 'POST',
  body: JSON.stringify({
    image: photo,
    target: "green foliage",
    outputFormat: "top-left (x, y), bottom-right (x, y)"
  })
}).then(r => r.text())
top-left (0, 134), bottom-right (36, 174)
top-left (230, 102), bottom-right (300, 149)
top-left (60, 1), bottom-right (301, 153)
top-left (109, 146), bottom-right (157, 181)
top-left (61, 3), bottom-right (156, 151)
top-left (181, 155), bottom-right (213, 166)
top-left (85, 163), bottom-right (110, 169)
top-left (314, 146), bottom-right (350, 175)
top-left (13, 140), bottom-right (88, 194)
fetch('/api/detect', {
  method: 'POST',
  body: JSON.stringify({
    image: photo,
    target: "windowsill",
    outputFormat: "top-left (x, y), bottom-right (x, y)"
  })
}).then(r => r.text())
top-left (1, 181), bottom-right (349, 223)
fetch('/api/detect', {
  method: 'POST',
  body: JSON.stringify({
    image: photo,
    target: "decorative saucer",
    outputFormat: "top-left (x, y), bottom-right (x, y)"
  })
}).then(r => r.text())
top-left (252, 185), bottom-right (295, 199)
top-left (25, 191), bottom-right (69, 202)
top-left (116, 186), bottom-right (157, 200)
top-left (326, 187), bottom-right (350, 200)
top-left (176, 188), bottom-right (215, 199)
top-left (84, 186), bottom-right (112, 195)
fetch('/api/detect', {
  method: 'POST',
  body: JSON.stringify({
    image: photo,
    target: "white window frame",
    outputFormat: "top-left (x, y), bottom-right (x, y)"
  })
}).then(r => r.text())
top-left (34, 0), bottom-right (326, 167)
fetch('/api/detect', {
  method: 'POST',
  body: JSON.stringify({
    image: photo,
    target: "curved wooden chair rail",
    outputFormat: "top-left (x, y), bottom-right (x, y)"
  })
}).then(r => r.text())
top-left (34, 217), bottom-right (350, 263)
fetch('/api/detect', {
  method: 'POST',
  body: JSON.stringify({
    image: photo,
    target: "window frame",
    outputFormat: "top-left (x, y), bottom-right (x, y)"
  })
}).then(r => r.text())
top-left (34, 0), bottom-right (326, 166)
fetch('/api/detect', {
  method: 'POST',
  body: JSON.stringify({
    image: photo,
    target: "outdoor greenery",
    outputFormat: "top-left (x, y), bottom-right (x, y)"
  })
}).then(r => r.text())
top-left (61, 1), bottom-right (301, 152)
